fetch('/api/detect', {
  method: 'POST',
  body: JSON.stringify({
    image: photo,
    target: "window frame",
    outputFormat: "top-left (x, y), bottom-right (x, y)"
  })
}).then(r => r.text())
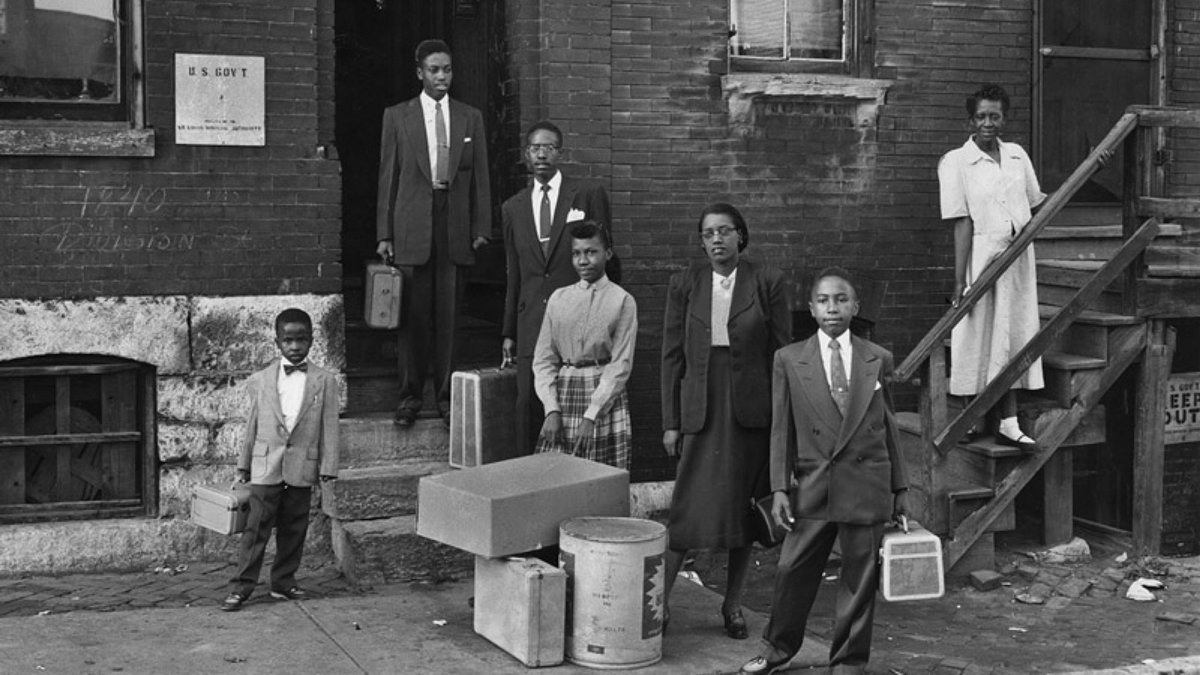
top-left (0, 358), bottom-right (159, 525)
top-left (0, 0), bottom-right (153, 157)
top-left (729, 0), bottom-right (875, 78)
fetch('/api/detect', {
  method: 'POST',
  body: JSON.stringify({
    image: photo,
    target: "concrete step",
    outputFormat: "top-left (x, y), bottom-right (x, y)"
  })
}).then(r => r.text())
top-left (338, 414), bottom-right (449, 469)
top-left (322, 461), bottom-right (449, 520)
top-left (331, 515), bottom-right (472, 586)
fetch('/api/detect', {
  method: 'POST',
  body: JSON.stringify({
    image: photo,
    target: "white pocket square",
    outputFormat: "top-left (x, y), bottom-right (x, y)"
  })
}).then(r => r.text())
top-left (874, 381), bottom-right (882, 391)
top-left (464, 137), bottom-right (472, 143)
top-left (566, 208), bottom-right (587, 223)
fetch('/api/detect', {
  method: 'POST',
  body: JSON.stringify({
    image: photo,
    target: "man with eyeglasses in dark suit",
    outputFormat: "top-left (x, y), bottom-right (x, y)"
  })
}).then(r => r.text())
top-left (500, 120), bottom-right (611, 455)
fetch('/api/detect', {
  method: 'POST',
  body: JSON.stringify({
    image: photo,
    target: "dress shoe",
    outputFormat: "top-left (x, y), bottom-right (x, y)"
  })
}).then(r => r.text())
top-left (739, 654), bottom-right (792, 674)
top-left (221, 592), bottom-right (248, 612)
top-left (722, 607), bottom-right (749, 639)
top-left (270, 586), bottom-right (308, 601)
top-left (996, 429), bottom-right (1037, 453)
top-left (393, 408), bottom-right (416, 427)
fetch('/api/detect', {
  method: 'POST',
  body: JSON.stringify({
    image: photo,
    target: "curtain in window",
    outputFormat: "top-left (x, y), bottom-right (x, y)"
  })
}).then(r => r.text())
top-left (789, 0), bottom-right (843, 60)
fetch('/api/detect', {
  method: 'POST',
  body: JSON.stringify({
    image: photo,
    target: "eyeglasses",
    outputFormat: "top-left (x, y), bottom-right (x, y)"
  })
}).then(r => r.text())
top-left (527, 143), bottom-right (560, 153)
top-left (700, 226), bottom-right (737, 240)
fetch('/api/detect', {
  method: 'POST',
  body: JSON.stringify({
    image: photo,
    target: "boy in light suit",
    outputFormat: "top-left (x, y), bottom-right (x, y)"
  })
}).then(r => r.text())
top-left (222, 308), bottom-right (339, 612)
top-left (739, 268), bottom-right (907, 674)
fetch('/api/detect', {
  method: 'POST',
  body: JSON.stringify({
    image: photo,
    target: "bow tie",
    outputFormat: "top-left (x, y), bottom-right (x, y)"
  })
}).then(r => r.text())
top-left (283, 362), bottom-right (308, 375)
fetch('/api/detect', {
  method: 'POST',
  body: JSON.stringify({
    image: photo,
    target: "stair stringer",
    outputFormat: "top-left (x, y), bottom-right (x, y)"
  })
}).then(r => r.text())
top-left (942, 322), bottom-right (1148, 569)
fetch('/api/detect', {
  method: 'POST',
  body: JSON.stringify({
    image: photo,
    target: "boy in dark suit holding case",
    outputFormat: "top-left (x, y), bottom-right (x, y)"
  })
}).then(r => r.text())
top-left (222, 308), bottom-right (339, 612)
top-left (739, 268), bottom-right (907, 674)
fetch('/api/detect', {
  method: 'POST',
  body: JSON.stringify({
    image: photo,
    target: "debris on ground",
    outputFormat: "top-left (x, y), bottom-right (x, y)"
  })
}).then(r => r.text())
top-left (1125, 577), bottom-right (1165, 602)
top-left (678, 570), bottom-right (703, 586)
top-left (1014, 592), bottom-right (1046, 605)
top-left (969, 570), bottom-right (1003, 592)
top-left (1156, 612), bottom-right (1197, 625)
top-left (432, 619), bottom-right (447, 626)
top-left (1027, 537), bottom-right (1091, 565)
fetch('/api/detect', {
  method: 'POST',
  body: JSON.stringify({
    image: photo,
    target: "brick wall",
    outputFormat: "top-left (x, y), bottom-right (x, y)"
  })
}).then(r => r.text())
top-left (512, 0), bottom-right (1039, 480)
top-left (0, 0), bottom-right (341, 299)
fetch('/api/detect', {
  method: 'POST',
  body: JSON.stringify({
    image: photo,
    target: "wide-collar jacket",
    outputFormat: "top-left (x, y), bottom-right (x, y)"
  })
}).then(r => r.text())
top-left (768, 334), bottom-right (906, 525)
top-left (661, 259), bottom-right (792, 433)
top-left (500, 174), bottom-right (611, 357)
top-left (375, 95), bottom-right (491, 266)
top-left (236, 361), bottom-right (340, 487)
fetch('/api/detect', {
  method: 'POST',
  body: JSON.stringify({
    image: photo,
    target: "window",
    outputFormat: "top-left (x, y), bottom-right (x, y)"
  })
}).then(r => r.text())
top-left (0, 356), bottom-right (157, 524)
top-left (729, 0), bottom-right (873, 76)
top-left (0, 0), bottom-right (153, 156)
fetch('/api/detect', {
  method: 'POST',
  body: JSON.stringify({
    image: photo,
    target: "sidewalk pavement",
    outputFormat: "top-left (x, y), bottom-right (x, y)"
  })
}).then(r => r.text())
top-left (0, 564), bottom-right (828, 675)
top-left (1, 553), bottom-right (1199, 675)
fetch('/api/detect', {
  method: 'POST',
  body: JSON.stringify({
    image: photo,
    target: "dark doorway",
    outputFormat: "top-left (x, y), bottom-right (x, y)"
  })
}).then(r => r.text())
top-left (334, 0), bottom-right (517, 412)
top-left (1035, 0), bottom-right (1160, 202)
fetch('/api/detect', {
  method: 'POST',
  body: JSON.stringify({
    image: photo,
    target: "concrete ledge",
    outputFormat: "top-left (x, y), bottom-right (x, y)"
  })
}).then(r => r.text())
top-left (321, 462), bottom-right (448, 520)
top-left (332, 515), bottom-right (471, 585)
top-left (338, 415), bottom-right (449, 468)
top-left (630, 480), bottom-right (674, 519)
top-left (0, 519), bottom-right (236, 575)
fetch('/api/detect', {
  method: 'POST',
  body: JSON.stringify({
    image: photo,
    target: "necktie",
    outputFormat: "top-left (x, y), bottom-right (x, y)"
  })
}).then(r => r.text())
top-left (828, 340), bottom-right (849, 417)
top-left (539, 183), bottom-right (552, 255)
top-left (434, 101), bottom-right (449, 185)
top-left (284, 362), bottom-right (308, 376)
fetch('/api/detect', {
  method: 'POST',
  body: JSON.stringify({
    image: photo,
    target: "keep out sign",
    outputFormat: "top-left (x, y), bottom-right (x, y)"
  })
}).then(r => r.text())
top-left (1166, 373), bottom-right (1200, 444)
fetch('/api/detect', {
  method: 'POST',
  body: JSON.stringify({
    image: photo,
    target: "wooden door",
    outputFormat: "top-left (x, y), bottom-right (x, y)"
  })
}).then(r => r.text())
top-left (1035, 0), bottom-right (1162, 202)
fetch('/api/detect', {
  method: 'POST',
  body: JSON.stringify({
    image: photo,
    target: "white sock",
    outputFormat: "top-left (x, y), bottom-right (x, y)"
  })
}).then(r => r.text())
top-left (998, 417), bottom-right (1022, 437)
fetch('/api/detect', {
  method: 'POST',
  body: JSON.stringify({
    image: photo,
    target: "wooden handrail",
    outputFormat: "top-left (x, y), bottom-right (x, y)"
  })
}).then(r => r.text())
top-left (893, 112), bottom-right (1141, 383)
top-left (933, 218), bottom-right (1161, 453)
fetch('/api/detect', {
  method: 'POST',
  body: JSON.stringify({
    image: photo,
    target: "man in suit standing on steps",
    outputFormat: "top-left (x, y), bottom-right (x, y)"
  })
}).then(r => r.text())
top-left (376, 39), bottom-right (492, 427)
top-left (500, 120), bottom-right (611, 454)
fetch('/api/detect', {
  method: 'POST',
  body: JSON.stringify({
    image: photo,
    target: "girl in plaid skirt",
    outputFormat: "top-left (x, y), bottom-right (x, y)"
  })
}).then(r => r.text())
top-left (532, 221), bottom-right (637, 470)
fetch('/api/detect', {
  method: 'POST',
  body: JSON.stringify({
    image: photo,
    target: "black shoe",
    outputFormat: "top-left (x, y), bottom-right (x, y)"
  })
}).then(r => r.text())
top-left (221, 592), bottom-right (248, 612)
top-left (393, 408), bottom-right (416, 427)
top-left (270, 586), bottom-right (308, 601)
top-left (739, 654), bottom-right (792, 674)
top-left (722, 607), bottom-right (749, 640)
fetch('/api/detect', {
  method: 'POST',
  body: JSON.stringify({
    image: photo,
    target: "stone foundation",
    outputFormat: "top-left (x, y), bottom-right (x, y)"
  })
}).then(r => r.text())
top-left (0, 294), bottom-right (344, 574)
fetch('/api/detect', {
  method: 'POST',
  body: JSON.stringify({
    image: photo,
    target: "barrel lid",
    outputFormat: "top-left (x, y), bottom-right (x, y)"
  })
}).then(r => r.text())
top-left (560, 517), bottom-right (666, 543)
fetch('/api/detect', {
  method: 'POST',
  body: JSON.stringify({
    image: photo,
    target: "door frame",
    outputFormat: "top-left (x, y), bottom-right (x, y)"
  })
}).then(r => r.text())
top-left (1032, 0), bottom-right (1168, 192)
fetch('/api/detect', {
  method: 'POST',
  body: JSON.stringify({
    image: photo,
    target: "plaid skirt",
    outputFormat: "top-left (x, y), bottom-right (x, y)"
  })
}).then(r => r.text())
top-left (535, 365), bottom-right (631, 470)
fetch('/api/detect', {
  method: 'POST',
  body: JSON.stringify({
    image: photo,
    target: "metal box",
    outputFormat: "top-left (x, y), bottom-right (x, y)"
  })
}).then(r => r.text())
top-left (192, 483), bottom-right (252, 535)
top-left (417, 453), bottom-right (630, 558)
top-left (879, 521), bottom-right (945, 602)
top-left (474, 556), bottom-right (566, 667)
top-left (449, 367), bottom-right (520, 468)
top-left (364, 261), bottom-right (403, 330)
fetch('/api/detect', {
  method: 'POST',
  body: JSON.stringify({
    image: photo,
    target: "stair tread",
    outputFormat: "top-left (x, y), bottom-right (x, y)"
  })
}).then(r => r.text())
top-left (946, 483), bottom-right (994, 501)
top-left (1147, 264), bottom-right (1200, 278)
top-left (335, 461), bottom-right (450, 480)
top-left (960, 436), bottom-right (1026, 459)
top-left (896, 411), bottom-right (921, 435)
top-left (1042, 350), bottom-right (1107, 370)
top-left (1038, 304), bottom-right (1140, 326)
top-left (1038, 260), bottom-right (1105, 271)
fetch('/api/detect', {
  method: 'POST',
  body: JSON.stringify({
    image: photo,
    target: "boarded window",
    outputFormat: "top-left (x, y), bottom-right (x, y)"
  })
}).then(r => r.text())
top-left (0, 356), bottom-right (156, 523)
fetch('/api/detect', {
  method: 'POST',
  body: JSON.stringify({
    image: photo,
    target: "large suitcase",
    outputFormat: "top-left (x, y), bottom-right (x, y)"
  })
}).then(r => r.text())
top-left (364, 261), bottom-right (403, 329)
top-left (192, 483), bottom-right (252, 535)
top-left (474, 555), bottom-right (566, 667)
top-left (449, 367), bottom-right (520, 468)
top-left (879, 519), bottom-right (945, 601)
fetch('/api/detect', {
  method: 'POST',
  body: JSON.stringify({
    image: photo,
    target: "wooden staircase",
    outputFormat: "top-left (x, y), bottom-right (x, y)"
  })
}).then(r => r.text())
top-left (895, 106), bottom-right (1198, 571)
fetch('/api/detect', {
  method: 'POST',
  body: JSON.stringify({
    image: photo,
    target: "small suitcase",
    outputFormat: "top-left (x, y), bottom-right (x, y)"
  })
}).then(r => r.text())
top-left (192, 483), bottom-right (252, 535)
top-left (449, 367), bottom-right (520, 468)
top-left (879, 519), bottom-right (945, 601)
top-left (364, 261), bottom-right (403, 329)
top-left (474, 555), bottom-right (566, 667)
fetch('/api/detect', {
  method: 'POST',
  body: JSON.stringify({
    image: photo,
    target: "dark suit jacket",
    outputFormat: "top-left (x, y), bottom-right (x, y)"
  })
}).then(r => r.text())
top-left (237, 362), bottom-right (340, 487)
top-left (376, 96), bottom-right (491, 266)
top-left (501, 174), bottom-right (610, 357)
top-left (769, 334), bottom-right (906, 525)
top-left (661, 259), bottom-right (792, 434)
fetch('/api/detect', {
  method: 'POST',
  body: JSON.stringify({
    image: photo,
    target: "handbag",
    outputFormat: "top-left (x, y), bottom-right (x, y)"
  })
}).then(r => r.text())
top-left (750, 493), bottom-right (789, 548)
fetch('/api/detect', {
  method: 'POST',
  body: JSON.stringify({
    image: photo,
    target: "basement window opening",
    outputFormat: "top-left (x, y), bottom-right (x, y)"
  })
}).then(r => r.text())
top-left (0, 355), bottom-right (157, 524)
